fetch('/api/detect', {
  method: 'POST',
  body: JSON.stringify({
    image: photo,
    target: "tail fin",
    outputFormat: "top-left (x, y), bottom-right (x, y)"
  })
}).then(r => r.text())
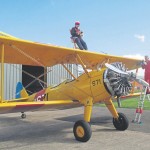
top-left (15, 82), bottom-right (28, 98)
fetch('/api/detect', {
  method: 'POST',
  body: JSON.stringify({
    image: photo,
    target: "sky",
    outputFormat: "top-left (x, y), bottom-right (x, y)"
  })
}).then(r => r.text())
top-left (0, 0), bottom-right (150, 75)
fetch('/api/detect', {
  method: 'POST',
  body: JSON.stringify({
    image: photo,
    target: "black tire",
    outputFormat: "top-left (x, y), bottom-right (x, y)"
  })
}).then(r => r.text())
top-left (113, 113), bottom-right (129, 131)
top-left (73, 120), bottom-right (92, 142)
top-left (21, 113), bottom-right (26, 119)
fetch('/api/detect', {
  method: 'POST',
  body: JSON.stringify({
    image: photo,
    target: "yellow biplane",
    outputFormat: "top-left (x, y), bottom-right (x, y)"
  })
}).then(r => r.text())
top-left (0, 32), bottom-right (149, 142)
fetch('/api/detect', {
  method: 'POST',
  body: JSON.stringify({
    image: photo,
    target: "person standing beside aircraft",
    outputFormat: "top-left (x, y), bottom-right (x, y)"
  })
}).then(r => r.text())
top-left (142, 55), bottom-right (150, 94)
top-left (70, 21), bottom-right (88, 50)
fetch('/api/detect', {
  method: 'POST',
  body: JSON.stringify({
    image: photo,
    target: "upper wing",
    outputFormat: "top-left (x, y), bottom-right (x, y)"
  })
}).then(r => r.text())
top-left (0, 32), bottom-right (142, 70)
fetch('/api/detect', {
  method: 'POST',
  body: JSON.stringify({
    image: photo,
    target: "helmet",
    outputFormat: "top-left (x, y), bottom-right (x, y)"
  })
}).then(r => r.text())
top-left (75, 21), bottom-right (80, 25)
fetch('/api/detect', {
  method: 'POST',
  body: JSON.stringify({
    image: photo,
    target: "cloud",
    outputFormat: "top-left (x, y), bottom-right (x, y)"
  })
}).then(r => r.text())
top-left (134, 34), bottom-right (145, 42)
top-left (124, 54), bottom-right (144, 59)
top-left (123, 54), bottom-right (144, 77)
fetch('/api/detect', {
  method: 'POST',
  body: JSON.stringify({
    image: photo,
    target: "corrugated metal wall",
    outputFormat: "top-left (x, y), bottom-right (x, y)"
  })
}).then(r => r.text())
top-left (4, 64), bottom-right (22, 100)
top-left (3, 64), bottom-right (78, 100)
top-left (47, 64), bottom-right (78, 86)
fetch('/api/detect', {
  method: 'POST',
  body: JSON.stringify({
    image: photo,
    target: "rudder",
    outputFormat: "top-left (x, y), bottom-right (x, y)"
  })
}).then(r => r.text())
top-left (15, 82), bottom-right (28, 98)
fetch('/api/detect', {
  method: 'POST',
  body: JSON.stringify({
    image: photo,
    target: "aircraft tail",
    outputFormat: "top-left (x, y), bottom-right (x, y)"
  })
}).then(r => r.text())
top-left (15, 82), bottom-right (28, 98)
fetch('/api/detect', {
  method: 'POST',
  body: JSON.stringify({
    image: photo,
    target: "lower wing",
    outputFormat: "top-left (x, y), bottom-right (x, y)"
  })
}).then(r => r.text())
top-left (0, 100), bottom-right (80, 114)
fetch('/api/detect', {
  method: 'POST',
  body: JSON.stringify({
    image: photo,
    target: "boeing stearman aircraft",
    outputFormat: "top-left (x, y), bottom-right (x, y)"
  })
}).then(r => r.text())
top-left (0, 32), bottom-right (149, 142)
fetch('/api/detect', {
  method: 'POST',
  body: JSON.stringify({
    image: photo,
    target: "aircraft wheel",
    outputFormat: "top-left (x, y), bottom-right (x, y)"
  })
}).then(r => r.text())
top-left (73, 120), bottom-right (92, 142)
top-left (113, 113), bottom-right (129, 131)
top-left (21, 113), bottom-right (26, 119)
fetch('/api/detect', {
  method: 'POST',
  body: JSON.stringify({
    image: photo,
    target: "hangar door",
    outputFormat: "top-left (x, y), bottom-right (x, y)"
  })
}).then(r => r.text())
top-left (22, 65), bottom-right (46, 95)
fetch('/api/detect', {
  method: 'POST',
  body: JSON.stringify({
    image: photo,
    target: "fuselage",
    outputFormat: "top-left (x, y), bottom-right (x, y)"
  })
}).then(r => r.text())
top-left (29, 68), bottom-right (111, 104)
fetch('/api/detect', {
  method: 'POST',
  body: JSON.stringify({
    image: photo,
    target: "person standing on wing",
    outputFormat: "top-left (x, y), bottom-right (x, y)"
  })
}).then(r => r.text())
top-left (71, 21), bottom-right (88, 50)
top-left (142, 55), bottom-right (150, 94)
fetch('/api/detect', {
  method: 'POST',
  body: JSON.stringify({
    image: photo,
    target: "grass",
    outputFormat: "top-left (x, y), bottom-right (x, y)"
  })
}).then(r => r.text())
top-left (96, 96), bottom-right (150, 110)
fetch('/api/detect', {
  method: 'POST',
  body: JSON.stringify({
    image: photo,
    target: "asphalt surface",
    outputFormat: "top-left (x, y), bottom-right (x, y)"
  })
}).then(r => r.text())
top-left (0, 106), bottom-right (150, 150)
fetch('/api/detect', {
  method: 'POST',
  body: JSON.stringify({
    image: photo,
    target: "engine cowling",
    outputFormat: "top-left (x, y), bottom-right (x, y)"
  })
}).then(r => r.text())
top-left (103, 62), bottom-right (132, 97)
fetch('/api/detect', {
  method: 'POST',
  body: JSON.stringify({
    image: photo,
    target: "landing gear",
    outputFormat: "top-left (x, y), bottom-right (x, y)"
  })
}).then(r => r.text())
top-left (113, 113), bottom-right (129, 131)
top-left (21, 112), bottom-right (26, 119)
top-left (73, 98), bottom-right (93, 142)
top-left (73, 120), bottom-right (92, 142)
top-left (104, 99), bottom-right (129, 131)
top-left (117, 96), bottom-right (121, 108)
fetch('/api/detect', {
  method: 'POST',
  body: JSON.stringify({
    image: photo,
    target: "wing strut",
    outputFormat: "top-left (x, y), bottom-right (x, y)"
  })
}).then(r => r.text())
top-left (0, 44), bottom-right (4, 102)
top-left (76, 54), bottom-right (90, 77)
top-left (61, 63), bottom-right (78, 80)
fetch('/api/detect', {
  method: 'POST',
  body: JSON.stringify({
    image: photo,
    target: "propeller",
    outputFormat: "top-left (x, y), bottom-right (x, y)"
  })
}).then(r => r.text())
top-left (105, 63), bottom-right (149, 88)
top-left (105, 63), bottom-right (128, 75)
top-left (134, 78), bottom-right (149, 87)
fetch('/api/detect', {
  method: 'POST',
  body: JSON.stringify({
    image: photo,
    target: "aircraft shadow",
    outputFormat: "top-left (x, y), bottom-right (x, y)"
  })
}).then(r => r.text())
top-left (0, 114), bottom-right (115, 146)
top-left (0, 116), bottom-right (78, 145)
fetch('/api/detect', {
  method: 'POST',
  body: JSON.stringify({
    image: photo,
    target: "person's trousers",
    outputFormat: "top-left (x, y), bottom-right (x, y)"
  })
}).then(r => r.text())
top-left (145, 74), bottom-right (150, 94)
top-left (75, 38), bottom-right (88, 50)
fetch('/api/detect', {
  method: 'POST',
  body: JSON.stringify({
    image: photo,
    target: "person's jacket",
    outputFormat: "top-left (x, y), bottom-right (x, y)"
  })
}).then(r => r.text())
top-left (71, 27), bottom-right (82, 38)
top-left (142, 60), bottom-right (150, 81)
